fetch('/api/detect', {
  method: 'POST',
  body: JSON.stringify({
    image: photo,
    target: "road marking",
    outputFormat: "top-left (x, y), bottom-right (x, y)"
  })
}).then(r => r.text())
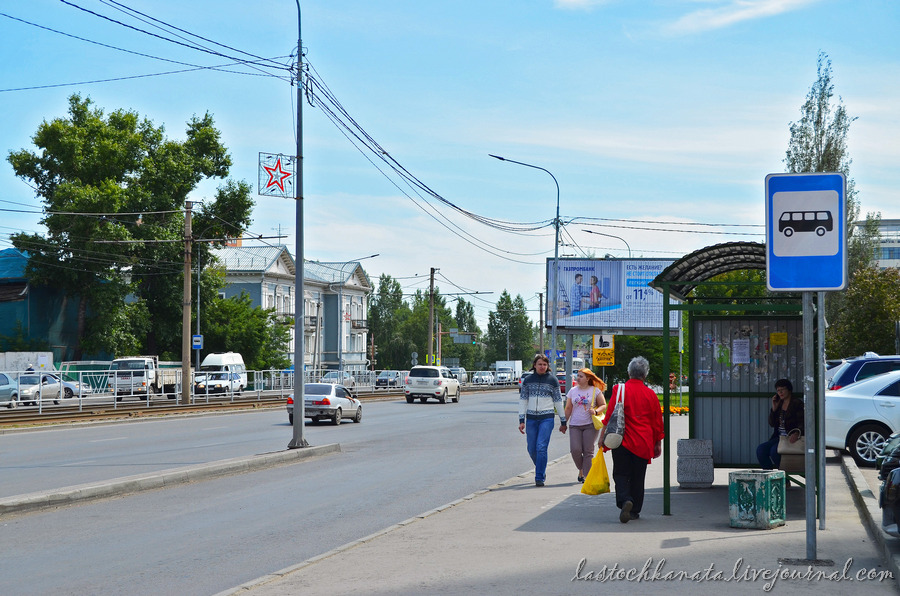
top-left (89, 437), bottom-right (127, 443)
top-left (62, 460), bottom-right (96, 466)
top-left (200, 426), bottom-right (229, 431)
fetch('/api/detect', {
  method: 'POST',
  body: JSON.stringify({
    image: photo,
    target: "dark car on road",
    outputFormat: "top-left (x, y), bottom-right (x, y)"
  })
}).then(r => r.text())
top-left (827, 353), bottom-right (900, 390)
top-left (375, 370), bottom-right (402, 389)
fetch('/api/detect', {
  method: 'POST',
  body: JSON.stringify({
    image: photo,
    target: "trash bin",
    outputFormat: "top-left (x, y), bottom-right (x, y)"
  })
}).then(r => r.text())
top-left (728, 470), bottom-right (785, 529)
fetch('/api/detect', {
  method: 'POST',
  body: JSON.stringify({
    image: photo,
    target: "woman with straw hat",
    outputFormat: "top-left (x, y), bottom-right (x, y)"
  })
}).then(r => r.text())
top-left (564, 368), bottom-right (607, 483)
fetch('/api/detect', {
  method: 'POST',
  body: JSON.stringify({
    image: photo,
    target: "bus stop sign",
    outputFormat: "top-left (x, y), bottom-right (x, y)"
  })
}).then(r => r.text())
top-left (765, 172), bottom-right (847, 292)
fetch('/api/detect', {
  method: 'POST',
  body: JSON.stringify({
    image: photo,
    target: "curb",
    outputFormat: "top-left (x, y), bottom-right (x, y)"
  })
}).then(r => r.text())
top-left (0, 443), bottom-right (341, 517)
top-left (841, 453), bottom-right (900, 590)
top-left (213, 454), bottom-right (571, 596)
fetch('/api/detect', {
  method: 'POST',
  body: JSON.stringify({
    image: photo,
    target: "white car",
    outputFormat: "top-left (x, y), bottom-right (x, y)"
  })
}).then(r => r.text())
top-left (15, 373), bottom-right (62, 406)
top-left (825, 369), bottom-right (900, 466)
top-left (286, 383), bottom-right (361, 425)
top-left (404, 366), bottom-right (460, 404)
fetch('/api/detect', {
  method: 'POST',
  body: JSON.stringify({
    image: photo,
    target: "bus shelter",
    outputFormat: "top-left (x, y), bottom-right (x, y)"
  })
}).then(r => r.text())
top-left (649, 242), bottom-right (825, 521)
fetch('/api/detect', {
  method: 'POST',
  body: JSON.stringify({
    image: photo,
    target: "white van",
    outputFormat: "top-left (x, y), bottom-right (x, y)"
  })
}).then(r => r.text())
top-left (199, 352), bottom-right (247, 388)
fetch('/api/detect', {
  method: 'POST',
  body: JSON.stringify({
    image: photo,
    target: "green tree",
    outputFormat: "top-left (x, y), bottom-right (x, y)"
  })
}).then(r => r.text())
top-left (7, 95), bottom-right (253, 358)
top-left (826, 267), bottom-right (900, 357)
top-left (368, 274), bottom-right (415, 370)
top-left (783, 53), bottom-right (882, 352)
top-left (486, 292), bottom-right (533, 364)
top-left (201, 292), bottom-right (291, 371)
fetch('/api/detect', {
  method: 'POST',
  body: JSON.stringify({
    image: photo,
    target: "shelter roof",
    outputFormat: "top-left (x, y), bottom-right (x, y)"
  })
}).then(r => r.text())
top-left (649, 242), bottom-right (766, 302)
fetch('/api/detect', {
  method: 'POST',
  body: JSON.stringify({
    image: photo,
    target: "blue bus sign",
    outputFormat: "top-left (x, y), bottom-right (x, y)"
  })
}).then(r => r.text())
top-left (765, 173), bottom-right (846, 292)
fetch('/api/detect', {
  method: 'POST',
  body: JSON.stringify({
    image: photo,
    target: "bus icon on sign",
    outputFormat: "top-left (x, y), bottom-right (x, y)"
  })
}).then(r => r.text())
top-left (778, 210), bottom-right (833, 237)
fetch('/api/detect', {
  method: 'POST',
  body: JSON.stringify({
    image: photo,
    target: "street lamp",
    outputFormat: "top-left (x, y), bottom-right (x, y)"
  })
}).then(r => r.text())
top-left (582, 229), bottom-right (632, 258)
top-left (334, 254), bottom-right (379, 377)
top-left (489, 154), bottom-right (560, 368)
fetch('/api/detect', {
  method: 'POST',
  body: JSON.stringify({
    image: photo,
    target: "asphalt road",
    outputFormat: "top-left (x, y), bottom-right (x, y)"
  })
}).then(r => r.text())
top-left (0, 389), bottom-right (574, 596)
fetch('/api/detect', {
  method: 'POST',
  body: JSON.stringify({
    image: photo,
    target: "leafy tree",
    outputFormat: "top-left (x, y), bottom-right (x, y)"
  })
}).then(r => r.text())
top-left (201, 292), bottom-right (291, 371)
top-left (368, 274), bottom-right (414, 370)
top-left (486, 291), bottom-right (533, 364)
top-left (826, 267), bottom-right (900, 357)
top-left (7, 94), bottom-right (252, 358)
top-left (783, 52), bottom-right (882, 352)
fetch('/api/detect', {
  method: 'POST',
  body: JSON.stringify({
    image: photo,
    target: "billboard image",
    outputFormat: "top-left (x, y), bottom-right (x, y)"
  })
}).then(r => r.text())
top-left (546, 258), bottom-right (680, 333)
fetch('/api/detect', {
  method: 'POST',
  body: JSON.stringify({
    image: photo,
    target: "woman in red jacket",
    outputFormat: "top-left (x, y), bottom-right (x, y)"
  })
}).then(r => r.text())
top-left (600, 356), bottom-right (664, 523)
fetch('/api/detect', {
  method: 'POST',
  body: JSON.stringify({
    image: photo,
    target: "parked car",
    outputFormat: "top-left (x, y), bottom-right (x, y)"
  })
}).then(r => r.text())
top-left (556, 371), bottom-right (568, 393)
top-left (825, 369), bottom-right (900, 466)
top-left (827, 353), bottom-right (900, 390)
top-left (320, 370), bottom-right (356, 389)
top-left (0, 372), bottom-right (16, 408)
top-left (286, 383), bottom-right (361, 425)
top-left (472, 371), bottom-right (494, 385)
top-left (880, 465), bottom-right (900, 537)
top-left (448, 367), bottom-right (468, 385)
top-left (518, 372), bottom-right (531, 393)
top-left (877, 432), bottom-right (900, 481)
top-left (375, 370), bottom-right (402, 389)
top-left (404, 366), bottom-right (460, 404)
top-left (46, 373), bottom-right (92, 399)
top-left (15, 373), bottom-right (62, 406)
top-left (194, 372), bottom-right (243, 395)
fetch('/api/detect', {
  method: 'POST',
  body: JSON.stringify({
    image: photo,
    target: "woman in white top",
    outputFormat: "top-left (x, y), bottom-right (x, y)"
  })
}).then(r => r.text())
top-left (564, 368), bottom-right (607, 482)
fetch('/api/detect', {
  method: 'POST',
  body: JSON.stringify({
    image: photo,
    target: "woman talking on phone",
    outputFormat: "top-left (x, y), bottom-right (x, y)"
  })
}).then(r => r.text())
top-left (756, 378), bottom-right (804, 470)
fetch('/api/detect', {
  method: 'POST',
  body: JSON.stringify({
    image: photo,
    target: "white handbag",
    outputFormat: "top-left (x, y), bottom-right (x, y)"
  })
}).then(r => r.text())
top-left (601, 383), bottom-right (625, 449)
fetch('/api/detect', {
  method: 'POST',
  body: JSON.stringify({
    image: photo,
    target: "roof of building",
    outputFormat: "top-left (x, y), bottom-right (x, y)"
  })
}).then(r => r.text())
top-left (209, 245), bottom-right (296, 276)
top-left (209, 245), bottom-right (372, 290)
top-left (0, 248), bottom-right (27, 281)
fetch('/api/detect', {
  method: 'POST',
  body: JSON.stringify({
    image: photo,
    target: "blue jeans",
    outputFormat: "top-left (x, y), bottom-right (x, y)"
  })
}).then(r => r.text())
top-left (526, 417), bottom-right (555, 483)
top-left (757, 434), bottom-right (781, 469)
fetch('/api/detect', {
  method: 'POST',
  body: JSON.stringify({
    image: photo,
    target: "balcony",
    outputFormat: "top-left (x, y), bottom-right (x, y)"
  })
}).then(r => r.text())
top-left (350, 318), bottom-right (368, 330)
top-left (304, 315), bottom-right (321, 329)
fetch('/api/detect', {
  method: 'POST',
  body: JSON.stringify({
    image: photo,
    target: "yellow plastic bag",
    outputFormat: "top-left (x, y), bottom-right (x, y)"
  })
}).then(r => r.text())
top-left (581, 449), bottom-right (610, 495)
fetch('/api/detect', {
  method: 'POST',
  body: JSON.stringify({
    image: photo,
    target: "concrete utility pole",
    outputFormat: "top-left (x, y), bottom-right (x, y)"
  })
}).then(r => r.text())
top-left (538, 292), bottom-right (544, 354)
top-left (427, 267), bottom-right (436, 365)
top-left (181, 201), bottom-right (192, 406)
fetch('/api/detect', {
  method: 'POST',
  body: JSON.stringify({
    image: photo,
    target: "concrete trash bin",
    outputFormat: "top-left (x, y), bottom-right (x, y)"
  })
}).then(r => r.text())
top-left (676, 439), bottom-right (714, 488)
top-left (728, 470), bottom-right (785, 529)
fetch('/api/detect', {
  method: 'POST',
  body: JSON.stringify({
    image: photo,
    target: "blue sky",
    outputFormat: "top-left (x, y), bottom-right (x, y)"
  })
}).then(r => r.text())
top-left (1, 0), bottom-right (898, 329)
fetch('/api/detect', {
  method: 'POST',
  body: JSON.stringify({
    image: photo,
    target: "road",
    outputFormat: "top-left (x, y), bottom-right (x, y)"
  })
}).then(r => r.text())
top-left (0, 389), bottom-right (574, 596)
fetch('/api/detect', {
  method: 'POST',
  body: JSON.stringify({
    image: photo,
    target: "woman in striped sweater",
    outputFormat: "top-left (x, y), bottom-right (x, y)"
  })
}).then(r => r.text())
top-left (518, 354), bottom-right (568, 486)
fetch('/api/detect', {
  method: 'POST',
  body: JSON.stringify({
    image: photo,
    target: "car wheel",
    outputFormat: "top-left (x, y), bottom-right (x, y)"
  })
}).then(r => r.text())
top-left (333, 408), bottom-right (342, 425)
top-left (406, 395), bottom-right (414, 404)
top-left (453, 389), bottom-right (460, 403)
top-left (849, 423), bottom-right (890, 467)
top-left (64, 387), bottom-right (74, 399)
top-left (237, 385), bottom-right (243, 396)
top-left (288, 413), bottom-right (293, 425)
top-left (354, 406), bottom-right (362, 423)
top-left (439, 390), bottom-right (447, 404)
top-left (7, 398), bottom-right (16, 409)
top-left (420, 396), bottom-right (428, 404)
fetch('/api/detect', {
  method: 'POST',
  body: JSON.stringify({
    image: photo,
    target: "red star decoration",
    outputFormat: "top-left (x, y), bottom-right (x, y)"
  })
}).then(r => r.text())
top-left (263, 157), bottom-right (292, 193)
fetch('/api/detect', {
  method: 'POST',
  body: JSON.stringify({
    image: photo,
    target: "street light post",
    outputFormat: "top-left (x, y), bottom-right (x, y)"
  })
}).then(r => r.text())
top-left (490, 155), bottom-right (560, 367)
top-left (582, 229), bottom-right (632, 258)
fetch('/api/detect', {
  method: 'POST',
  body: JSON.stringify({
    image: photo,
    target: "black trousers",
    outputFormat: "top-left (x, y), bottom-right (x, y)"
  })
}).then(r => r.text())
top-left (611, 446), bottom-right (649, 513)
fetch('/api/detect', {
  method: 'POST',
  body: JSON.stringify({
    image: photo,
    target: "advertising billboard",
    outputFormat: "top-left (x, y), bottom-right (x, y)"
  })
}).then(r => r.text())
top-left (546, 258), bottom-right (680, 334)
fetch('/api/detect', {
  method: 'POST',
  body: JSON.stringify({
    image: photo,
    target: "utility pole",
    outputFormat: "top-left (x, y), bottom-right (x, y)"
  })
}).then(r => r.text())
top-left (288, 1), bottom-right (308, 448)
top-left (538, 292), bottom-right (544, 354)
top-left (181, 201), bottom-right (192, 406)
top-left (427, 267), bottom-right (436, 365)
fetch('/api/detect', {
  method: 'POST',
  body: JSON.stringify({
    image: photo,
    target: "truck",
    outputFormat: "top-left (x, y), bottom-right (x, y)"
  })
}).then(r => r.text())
top-left (108, 356), bottom-right (187, 400)
top-left (494, 360), bottom-right (523, 385)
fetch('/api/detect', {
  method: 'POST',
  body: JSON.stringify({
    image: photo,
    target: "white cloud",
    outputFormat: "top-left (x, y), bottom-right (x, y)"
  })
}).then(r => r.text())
top-left (664, 0), bottom-right (822, 35)
top-left (553, 0), bottom-right (614, 10)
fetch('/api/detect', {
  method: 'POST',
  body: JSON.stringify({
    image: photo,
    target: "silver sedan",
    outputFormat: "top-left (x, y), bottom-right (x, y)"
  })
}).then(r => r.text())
top-left (286, 383), bottom-right (361, 426)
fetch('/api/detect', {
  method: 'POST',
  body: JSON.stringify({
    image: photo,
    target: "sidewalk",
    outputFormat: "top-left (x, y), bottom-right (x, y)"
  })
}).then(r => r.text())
top-left (222, 452), bottom-right (899, 596)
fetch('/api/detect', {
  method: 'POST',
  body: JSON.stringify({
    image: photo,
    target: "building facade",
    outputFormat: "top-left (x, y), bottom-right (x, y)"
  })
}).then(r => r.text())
top-left (209, 245), bottom-right (372, 375)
